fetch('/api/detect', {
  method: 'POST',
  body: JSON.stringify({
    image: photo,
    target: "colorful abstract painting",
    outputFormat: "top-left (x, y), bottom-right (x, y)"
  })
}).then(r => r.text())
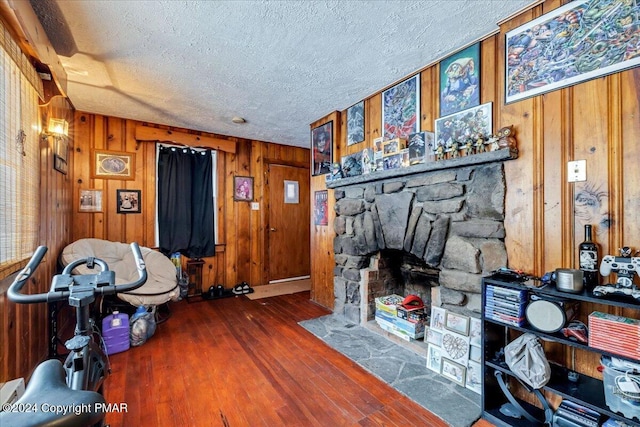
top-left (382, 75), bottom-right (420, 140)
top-left (506, 0), bottom-right (640, 103)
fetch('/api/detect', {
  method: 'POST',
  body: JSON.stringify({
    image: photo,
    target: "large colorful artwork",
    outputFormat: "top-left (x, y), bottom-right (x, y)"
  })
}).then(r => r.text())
top-left (440, 43), bottom-right (480, 117)
top-left (382, 75), bottom-right (420, 140)
top-left (434, 102), bottom-right (492, 155)
top-left (505, 0), bottom-right (640, 104)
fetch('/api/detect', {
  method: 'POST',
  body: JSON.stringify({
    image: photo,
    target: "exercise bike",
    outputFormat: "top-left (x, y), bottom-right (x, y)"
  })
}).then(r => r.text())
top-left (0, 243), bottom-right (147, 427)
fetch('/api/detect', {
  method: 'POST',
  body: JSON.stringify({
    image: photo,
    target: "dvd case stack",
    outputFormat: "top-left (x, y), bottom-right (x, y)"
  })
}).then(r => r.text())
top-left (553, 400), bottom-right (601, 427)
top-left (484, 284), bottom-right (528, 327)
top-left (589, 311), bottom-right (640, 360)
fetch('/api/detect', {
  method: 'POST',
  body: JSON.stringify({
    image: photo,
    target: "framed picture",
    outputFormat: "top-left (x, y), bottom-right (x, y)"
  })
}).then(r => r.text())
top-left (233, 176), bottom-right (254, 201)
top-left (78, 189), bottom-right (103, 213)
top-left (434, 102), bottom-right (492, 155)
top-left (430, 307), bottom-right (446, 332)
top-left (314, 190), bottom-right (328, 226)
top-left (116, 189), bottom-right (141, 214)
top-left (426, 343), bottom-right (442, 373)
top-left (408, 131), bottom-right (434, 165)
top-left (469, 317), bottom-right (481, 347)
top-left (445, 311), bottom-right (470, 336)
top-left (441, 330), bottom-right (470, 364)
top-left (284, 180), bottom-right (299, 204)
top-left (440, 43), bottom-right (480, 117)
top-left (466, 360), bottom-right (482, 394)
top-left (341, 152), bottom-right (363, 178)
top-left (312, 121), bottom-right (333, 176)
top-left (53, 138), bottom-right (69, 174)
top-left (426, 327), bottom-right (443, 347)
top-left (91, 149), bottom-right (135, 180)
top-left (505, 0), bottom-right (640, 104)
top-left (441, 358), bottom-right (466, 387)
top-left (469, 345), bottom-right (482, 363)
top-left (347, 100), bottom-right (365, 146)
top-left (382, 74), bottom-right (420, 140)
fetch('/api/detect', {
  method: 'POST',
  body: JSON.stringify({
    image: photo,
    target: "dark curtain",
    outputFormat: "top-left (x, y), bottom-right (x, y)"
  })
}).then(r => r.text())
top-left (157, 146), bottom-right (215, 258)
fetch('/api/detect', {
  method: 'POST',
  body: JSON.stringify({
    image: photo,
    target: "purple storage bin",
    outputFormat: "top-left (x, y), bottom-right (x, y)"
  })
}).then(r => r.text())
top-left (102, 312), bottom-right (130, 355)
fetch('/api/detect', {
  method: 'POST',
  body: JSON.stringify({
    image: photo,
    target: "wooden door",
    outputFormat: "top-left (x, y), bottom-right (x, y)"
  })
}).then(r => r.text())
top-left (267, 164), bottom-right (310, 282)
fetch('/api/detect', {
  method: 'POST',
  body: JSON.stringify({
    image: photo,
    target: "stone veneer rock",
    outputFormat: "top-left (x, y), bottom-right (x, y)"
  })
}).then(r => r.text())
top-left (331, 161), bottom-right (509, 325)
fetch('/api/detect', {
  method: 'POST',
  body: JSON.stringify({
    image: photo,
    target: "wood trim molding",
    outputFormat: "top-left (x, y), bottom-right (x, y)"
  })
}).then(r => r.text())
top-left (135, 125), bottom-right (236, 153)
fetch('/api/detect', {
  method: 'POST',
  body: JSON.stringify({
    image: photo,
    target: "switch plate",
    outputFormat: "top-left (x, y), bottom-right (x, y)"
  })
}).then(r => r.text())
top-left (251, 202), bottom-right (259, 210)
top-left (568, 160), bottom-right (586, 182)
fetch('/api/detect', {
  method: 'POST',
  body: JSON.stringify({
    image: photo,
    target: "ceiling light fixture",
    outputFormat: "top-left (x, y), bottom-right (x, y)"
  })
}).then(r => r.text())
top-left (231, 116), bottom-right (246, 124)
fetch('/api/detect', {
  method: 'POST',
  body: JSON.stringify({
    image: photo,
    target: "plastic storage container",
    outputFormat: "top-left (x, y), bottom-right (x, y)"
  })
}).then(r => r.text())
top-left (601, 356), bottom-right (640, 421)
top-left (102, 311), bottom-right (130, 355)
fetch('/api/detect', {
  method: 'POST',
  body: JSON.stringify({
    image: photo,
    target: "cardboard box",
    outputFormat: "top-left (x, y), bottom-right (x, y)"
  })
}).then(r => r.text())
top-left (397, 305), bottom-right (428, 323)
top-left (375, 294), bottom-right (404, 316)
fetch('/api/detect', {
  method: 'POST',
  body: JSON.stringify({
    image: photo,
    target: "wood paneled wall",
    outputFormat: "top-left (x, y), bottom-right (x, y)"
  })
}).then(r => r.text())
top-left (310, 0), bottom-right (640, 309)
top-left (1, 94), bottom-right (74, 384)
top-left (70, 113), bottom-right (309, 292)
top-left (308, 0), bottom-right (640, 404)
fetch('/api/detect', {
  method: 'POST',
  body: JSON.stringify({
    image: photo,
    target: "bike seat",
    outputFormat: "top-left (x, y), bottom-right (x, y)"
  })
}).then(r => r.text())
top-left (0, 359), bottom-right (106, 427)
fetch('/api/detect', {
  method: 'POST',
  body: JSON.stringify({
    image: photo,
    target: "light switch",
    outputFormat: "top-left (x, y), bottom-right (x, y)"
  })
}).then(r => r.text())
top-left (251, 202), bottom-right (259, 210)
top-left (568, 160), bottom-right (586, 182)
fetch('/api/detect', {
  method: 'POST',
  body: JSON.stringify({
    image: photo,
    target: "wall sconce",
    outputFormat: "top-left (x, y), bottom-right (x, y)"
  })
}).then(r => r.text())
top-left (46, 118), bottom-right (69, 138)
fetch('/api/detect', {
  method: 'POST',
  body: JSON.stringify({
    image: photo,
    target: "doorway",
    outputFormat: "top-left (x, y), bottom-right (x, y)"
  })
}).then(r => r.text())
top-left (266, 163), bottom-right (310, 283)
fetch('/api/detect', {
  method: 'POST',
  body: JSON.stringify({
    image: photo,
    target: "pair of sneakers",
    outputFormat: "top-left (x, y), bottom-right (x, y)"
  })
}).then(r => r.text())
top-left (232, 282), bottom-right (253, 295)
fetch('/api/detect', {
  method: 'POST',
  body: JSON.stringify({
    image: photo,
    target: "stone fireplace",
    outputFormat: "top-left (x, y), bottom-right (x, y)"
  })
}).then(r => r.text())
top-left (327, 149), bottom-right (516, 326)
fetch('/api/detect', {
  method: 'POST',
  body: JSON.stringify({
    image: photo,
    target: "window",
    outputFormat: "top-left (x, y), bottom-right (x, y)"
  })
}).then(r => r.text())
top-left (0, 23), bottom-right (43, 279)
top-left (154, 144), bottom-right (218, 255)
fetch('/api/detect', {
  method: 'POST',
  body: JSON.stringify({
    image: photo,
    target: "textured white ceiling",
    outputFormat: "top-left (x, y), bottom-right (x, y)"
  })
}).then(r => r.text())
top-left (35, 0), bottom-right (537, 148)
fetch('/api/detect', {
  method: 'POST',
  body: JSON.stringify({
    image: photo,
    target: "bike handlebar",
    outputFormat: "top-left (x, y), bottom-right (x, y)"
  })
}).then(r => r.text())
top-left (7, 242), bottom-right (148, 304)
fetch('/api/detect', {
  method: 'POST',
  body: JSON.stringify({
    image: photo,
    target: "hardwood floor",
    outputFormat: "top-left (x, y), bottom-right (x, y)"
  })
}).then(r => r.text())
top-left (103, 292), bottom-right (490, 426)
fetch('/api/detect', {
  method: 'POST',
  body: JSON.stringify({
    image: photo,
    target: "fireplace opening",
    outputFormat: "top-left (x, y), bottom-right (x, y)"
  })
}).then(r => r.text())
top-left (362, 249), bottom-right (439, 323)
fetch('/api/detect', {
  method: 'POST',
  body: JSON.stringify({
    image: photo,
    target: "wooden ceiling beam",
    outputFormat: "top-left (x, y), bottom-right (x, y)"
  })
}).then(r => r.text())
top-left (135, 125), bottom-right (236, 153)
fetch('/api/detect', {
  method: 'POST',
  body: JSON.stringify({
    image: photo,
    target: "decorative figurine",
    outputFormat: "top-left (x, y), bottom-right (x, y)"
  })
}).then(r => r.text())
top-left (464, 137), bottom-right (475, 156)
top-left (486, 133), bottom-right (500, 151)
top-left (450, 141), bottom-right (460, 158)
top-left (497, 125), bottom-right (517, 149)
top-left (475, 134), bottom-right (487, 153)
top-left (436, 143), bottom-right (446, 161)
top-left (330, 162), bottom-right (343, 180)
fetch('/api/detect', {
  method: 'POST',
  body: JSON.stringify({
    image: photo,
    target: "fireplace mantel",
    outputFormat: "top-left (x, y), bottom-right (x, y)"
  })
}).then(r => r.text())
top-left (326, 148), bottom-right (518, 189)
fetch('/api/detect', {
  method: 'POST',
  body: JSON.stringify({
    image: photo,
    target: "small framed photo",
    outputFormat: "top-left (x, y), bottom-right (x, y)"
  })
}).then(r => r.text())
top-left (91, 149), bottom-right (135, 180)
top-left (430, 307), bottom-right (446, 332)
top-left (234, 176), bottom-right (254, 201)
top-left (382, 138), bottom-right (404, 156)
top-left (469, 317), bottom-right (481, 347)
top-left (426, 327), bottom-right (443, 347)
top-left (466, 360), bottom-right (482, 394)
top-left (284, 180), bottom-right (299, 204)
top-left (78, 189), bottom-right (103, 213)
top-left (469, 345), bottom-right (482, 363)
top-left (445, 311), bottom-right (470, 336)
top-left (441, 358), bottom-right (466, 387)
top-left (426, 344), bottom-right (442, 374)
top-left (116, 189), bottom-right (141, 214)
top-left (53, 138), bottom-right (69, 174)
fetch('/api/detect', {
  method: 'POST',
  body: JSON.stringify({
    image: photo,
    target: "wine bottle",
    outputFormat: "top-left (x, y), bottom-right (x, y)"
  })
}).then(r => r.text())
top-left (579, 224), bottom-right (599, 290)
